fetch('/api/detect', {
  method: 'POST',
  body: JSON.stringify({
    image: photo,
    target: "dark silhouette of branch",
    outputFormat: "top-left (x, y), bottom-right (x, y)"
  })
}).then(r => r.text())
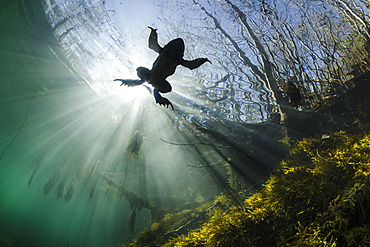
top-left (192, 0), bottom-right (266, 83)
top-left (160, 138), bottom-right (229, 148)
top-left (165, 202), bottom-right (221, 237)
top-left (99, 173), bottom-right (164, 233)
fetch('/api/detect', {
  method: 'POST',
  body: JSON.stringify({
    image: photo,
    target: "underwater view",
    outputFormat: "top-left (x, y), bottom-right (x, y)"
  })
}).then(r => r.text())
top-left (0, 0), bottom-right (369, 246)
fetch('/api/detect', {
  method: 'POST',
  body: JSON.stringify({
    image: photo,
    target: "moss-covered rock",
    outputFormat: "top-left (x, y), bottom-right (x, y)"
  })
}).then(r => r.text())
top-left (127, 131), bottom-right (370, 246)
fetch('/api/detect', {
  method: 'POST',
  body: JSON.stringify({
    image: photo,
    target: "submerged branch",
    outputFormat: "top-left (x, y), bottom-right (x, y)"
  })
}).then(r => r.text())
top-left (160, 138), bottom-right (229, 148)
top-left (99, 173), bottom-right (163, 233)
top-left (99, 172), bottom-right (152, 210)
top-left (186, 161), bottom-right (227, 168)
top-left (164, 202), bottom-right (221, 237)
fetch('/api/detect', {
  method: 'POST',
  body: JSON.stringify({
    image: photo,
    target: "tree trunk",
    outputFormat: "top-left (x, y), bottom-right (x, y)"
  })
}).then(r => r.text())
top-left (223, 0), bottom-right (291, 123)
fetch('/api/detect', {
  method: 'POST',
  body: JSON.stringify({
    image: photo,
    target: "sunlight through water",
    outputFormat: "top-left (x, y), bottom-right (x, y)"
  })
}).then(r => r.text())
top-left (0, 0), bottom-right (296, 246)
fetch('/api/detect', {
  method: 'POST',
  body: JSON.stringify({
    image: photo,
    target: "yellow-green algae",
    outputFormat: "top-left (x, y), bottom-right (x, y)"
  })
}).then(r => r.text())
top-left (126, 131), bottom-right (370, 246)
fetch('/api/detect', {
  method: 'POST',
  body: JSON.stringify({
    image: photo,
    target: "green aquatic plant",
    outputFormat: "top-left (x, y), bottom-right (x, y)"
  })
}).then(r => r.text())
top-left (124, 202), bottom-right (216, 247)
top-left (127, 131), bottom-right (370, 246)
top-left (126, 131), bottom-right (146, 159)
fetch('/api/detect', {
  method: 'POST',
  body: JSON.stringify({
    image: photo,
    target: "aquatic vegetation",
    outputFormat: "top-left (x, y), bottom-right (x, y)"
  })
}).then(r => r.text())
top-left (126, 131), bottom-right (146, 159)
top-left (64, 185), bottom-right (74, 203)
top-left (43, 171), bottom-right (60, 196)
top-left (27, 154), bottom-right (45, 187)
top-left (56, 180), bottom-right (66, 200)
top-left (126, 131), bottom-right (370, 246)
top-left (124, 202), bottom-right (216, 247)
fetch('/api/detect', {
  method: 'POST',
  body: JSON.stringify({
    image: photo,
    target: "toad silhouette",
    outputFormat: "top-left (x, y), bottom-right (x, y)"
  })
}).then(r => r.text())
top-left (114, 27), bottom-right (211, 110)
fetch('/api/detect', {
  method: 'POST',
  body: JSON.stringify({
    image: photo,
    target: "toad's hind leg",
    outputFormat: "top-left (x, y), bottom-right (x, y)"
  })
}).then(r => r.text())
top-left (153, 89), bottom-right (174, 110)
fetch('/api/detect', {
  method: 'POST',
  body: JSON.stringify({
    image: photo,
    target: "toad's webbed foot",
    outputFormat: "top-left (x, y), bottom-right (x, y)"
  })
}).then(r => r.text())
top-left (154, 89), bottom-right (174, 110)
top-left (148, 26), bottom-right (157, 32)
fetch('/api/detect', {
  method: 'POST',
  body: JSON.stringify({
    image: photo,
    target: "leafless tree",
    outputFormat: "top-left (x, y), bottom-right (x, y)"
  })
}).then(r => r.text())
top-left (156, 0), bottom-right (369, 123)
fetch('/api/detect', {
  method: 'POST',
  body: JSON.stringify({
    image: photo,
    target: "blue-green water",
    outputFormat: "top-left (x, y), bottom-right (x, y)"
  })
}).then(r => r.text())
top-left (0, 1), bottom-right (275, 246)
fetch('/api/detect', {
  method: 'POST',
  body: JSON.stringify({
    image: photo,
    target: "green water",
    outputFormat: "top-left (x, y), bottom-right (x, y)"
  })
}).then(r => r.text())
top-left (0, 1), bottom-right (114, 246)
top-left (0, 1), bottom-right (272, 246)
top-left (0, 1), bottom-right (131, 246)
